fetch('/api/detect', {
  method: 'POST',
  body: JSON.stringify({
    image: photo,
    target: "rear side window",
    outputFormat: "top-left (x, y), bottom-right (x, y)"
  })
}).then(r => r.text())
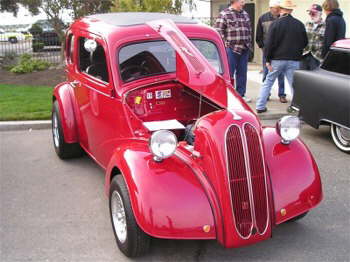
top-left (78, 37), bottom-right (109, 83)
top-left (321, 50), bottom-right (350, 75)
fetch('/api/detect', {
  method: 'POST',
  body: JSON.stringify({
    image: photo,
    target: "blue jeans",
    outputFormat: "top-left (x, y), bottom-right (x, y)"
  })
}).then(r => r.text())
top-left (262, 55), bottom-right (286, 97)
top-left (256, 60), bottom-right (300, 110)
top-left (226, 47), bottom-right (249, 97)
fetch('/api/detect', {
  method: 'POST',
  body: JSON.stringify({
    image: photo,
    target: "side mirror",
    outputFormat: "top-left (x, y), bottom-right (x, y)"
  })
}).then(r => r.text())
top-left (84, 39), bottom-right (97, 53)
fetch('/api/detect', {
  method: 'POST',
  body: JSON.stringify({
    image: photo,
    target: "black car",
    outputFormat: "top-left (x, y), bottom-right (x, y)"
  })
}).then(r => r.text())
top-left (30, 20), bottom-right (62, 52)
top-left (292, 39), bottom-right (350, 153)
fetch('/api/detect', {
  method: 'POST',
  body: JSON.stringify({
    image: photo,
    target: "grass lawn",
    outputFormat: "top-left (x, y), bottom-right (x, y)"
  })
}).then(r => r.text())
top-left (0, 84), bottom-right (53, 121)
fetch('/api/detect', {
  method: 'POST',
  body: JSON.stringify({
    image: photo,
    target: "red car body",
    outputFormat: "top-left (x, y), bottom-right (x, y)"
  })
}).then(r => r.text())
top-left (52, 13), bottom-right (322, 254)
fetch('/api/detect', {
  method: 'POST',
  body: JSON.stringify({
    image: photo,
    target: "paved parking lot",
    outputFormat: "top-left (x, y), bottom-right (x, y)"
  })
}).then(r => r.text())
top-left (0, 122), bottom-right (349, 262)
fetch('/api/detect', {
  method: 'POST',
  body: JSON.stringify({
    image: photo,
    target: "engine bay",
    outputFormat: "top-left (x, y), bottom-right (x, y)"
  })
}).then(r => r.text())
top-left (125, 82), bottom-right (221, 144)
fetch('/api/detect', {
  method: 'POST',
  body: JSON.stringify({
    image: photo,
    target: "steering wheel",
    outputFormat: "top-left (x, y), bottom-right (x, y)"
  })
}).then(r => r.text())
top-left (120, 63), bottom-right (151, 81)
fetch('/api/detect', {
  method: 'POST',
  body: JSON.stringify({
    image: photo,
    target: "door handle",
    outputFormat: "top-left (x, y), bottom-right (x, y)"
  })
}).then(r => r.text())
top-left (71, 80), bottom-right (80, 88)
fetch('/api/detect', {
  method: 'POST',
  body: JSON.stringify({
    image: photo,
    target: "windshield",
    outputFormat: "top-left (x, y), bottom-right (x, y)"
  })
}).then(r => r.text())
top-left (119, 40), bottom-right (223, 82)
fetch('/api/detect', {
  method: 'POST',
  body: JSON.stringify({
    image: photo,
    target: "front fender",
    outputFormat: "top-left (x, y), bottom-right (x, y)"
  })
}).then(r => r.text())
top-left (262, 127), bottom-right (323, 224)
top-left (105, 140), bottom-right (216, 239)
top-left (53, 82), bottom-right (78, 143)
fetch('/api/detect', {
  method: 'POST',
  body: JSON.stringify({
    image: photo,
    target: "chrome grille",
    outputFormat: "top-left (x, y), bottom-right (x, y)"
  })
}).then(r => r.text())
top-left (244, 124), bottom-right (268, 234)
top-left (226, 124), bottom-right (268, 238)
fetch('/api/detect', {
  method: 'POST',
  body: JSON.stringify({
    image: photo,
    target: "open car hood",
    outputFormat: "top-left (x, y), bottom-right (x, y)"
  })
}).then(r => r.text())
top-left (147, 19), bottom-right (228, 108)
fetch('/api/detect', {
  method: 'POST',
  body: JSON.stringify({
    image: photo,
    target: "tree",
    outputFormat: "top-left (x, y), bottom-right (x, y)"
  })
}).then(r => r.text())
top-left (112, 0), bottom-right (195, 15)
top-left (2, 1), bottom-right (114, 62)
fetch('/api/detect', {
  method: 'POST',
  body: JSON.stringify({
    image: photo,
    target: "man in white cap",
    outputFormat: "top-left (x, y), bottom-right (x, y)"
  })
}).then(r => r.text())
top-left (256, 0), bottom-right (308, 113)
top-left (256, 0), bottom-right (287, 103)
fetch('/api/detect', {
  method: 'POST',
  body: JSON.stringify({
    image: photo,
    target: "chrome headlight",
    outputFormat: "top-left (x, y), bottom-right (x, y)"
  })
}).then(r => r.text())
top-left (276, 116), bottom-right (301, 144)
top-left (149, 130), bottom-right (177, 161)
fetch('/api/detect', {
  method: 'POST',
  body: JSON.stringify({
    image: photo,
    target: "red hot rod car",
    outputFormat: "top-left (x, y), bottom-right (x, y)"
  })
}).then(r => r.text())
top-left (51, 13), bottom-right (322, 257)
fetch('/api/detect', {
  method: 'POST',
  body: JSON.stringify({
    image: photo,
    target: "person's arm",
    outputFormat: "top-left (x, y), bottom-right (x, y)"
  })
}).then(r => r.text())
top-left (215, 12), bottom-right (227, 44)
top-left (265, 22), bottom-right (276, 63)
top-left (256, 16), bottom-right (264, 48)
top-left (302, 23), bottom-right (308, 49)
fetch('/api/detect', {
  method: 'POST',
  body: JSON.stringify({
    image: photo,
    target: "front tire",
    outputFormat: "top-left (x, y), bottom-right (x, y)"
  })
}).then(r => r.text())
top-left (52, 100), bottom-right (83, 159)
top-left (330, 124), bottom-right (350, 154)
top-left (109, 175), bottom-right (151, 257)
top-left (9, 37), bottom-right (18, 44)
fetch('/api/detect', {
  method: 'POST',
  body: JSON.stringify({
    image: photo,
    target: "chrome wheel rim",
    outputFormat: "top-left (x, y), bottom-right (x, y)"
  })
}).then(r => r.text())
top-left (52, 113), bottom-right (60, 148)
top-left (111, 191), bottom-right (127, 243)
top-left (336, 126), bottom-right (350, 146)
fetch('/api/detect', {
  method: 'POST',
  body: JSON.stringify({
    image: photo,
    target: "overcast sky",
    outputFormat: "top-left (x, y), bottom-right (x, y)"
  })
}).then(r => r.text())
top-left (0, 1), bottom-right (211, 26)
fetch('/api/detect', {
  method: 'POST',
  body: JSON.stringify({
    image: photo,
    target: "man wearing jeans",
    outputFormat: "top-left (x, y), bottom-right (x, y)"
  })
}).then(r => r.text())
top-left (256, 0), bottom-right (308, 113)
top-left (215, 0), bottom-right (252, 103)
top-left (256, 0), bottom-right (287, 103)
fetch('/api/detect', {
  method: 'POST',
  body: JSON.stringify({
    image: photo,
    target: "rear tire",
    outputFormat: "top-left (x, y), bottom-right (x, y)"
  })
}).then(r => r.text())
top-left (52, 100), bottom-right (83, 159)
top-left (330, 124), bottom-right (350, 154)
top-left (109, 175), bottom-right (151, 257)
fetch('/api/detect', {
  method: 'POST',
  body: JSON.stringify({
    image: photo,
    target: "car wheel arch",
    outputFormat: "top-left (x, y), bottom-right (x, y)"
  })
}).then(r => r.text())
top-left (53, 83), bottom-right (80, 144)
top-left (104, 144), bottom-right (217, 239)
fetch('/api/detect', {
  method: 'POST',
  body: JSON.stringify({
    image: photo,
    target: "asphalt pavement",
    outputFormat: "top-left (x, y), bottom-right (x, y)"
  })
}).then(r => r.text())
top-left (1, 121), bottom-right (349, 262)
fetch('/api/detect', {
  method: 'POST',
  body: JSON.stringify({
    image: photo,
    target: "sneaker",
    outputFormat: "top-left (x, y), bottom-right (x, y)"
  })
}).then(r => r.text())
top-left (243, 96), bottom-right (252, 103)
top-left (287, 106), bottom-right (297, 113)
top-left (256, 108), bottom-right (267, 114)
top-left (279, 96), bottom-right (288, 103)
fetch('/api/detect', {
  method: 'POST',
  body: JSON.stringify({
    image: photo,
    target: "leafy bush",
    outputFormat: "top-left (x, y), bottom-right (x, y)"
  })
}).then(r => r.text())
top-left (32, 41), bottom-right (45, 52)
top-left (10, 54), bottom-right (50, 74)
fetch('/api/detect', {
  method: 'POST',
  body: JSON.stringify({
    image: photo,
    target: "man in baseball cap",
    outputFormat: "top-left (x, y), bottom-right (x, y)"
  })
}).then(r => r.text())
top-left (256, 0), bottom-right (287, 104)
top-left (302, 4), bottom-right (325, 69)
top-left (308, 4), bottom-right (323, 14)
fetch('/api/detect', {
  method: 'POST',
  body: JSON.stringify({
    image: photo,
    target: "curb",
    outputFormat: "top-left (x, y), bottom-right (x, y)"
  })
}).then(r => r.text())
top-left (0, 120), bottom-right (51, 131)
top-left (0, 112), bottom-right (287, 131)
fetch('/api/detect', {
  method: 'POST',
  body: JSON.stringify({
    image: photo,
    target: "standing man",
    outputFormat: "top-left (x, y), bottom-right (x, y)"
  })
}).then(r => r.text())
top-left (215, 0), bottom-right (252, 103)
top-left (256, 0), bottom-right (308, 114)
top-left (321, 0), bottom-right (346, 58)
top-left (256, 0), bottom-right (287, 103)
top-left (302, 4), bottom-right (326, 70)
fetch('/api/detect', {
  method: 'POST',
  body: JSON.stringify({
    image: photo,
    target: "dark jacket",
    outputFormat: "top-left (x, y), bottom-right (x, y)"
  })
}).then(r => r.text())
top-left (256, 11), bottom-right (279, 49)
top-left (322, 9), bottom-right (346, 58)
top-left (265, 14), bottom-right (308, 63)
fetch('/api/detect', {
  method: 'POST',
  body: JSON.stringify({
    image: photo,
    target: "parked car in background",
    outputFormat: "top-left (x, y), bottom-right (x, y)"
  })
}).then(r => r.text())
top-left (292, 39), bottom-right (350, 153)
top-left (52, 13), bottom-right (323, 257)
top-left (0, 29), bottom-right (26, 43)
top-left (29, 20), bottom-right (61, 52)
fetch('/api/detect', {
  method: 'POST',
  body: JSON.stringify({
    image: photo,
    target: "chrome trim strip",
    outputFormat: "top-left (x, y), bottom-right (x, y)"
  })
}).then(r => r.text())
top-left (320, 119), bottom-right (350, 130)
top-left (224, 124), bottom-right (253, 240)
top-left (243, 123), bottom-right (270, 236)
top-left (240, 123), bottom-right (257, 232)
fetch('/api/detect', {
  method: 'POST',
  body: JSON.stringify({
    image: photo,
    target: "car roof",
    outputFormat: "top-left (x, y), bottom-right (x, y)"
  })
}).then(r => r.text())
top-left (86, 12), bottom-right (197, 27)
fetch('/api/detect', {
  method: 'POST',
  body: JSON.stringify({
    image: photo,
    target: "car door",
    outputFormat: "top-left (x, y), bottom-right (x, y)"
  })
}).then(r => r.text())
top-left (69, 31), bottom-right (127, 168)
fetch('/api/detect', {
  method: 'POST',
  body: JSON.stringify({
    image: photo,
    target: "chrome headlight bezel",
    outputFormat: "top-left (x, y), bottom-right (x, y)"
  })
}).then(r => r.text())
top-left (149, 130), bottom-right (178, 162)
top-left (276, 116), bottom-right (301, 144)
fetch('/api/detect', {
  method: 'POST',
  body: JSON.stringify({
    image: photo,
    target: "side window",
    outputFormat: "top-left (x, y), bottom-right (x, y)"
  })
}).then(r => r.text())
top-left (66, 34), bottom-right (74, 64)
top-left (78, 37), bottom-right (109, 83)
top-left (191, 40), bottom-right (223, 74)
top-left (321, 50), bottom-right (350, 75)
